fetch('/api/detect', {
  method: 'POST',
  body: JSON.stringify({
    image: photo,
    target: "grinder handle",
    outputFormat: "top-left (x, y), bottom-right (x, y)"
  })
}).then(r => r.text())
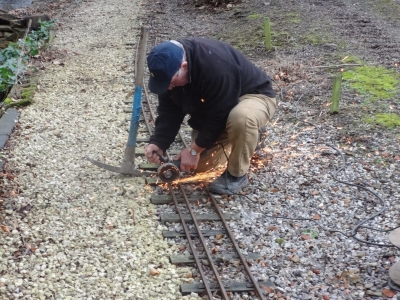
top-left (152, 151), bottom-right (166, 163)
top-left (152, 151), bottom-right (181, 169)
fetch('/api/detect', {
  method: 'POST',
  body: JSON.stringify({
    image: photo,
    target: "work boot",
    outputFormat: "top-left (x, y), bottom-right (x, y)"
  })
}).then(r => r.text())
top-left (209, 170), bottom-right (249, 195)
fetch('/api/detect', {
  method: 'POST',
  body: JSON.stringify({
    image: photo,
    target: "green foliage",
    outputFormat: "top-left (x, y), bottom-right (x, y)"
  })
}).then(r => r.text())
top-left (275, 238), bottom-right (285, 245)
top-left (0, 20), bottom-right (54, 93)
top-left (342, 65), bottom-right (400, 100)
top-left (366, 113), bottom-right (400, 128)
top-left (0, 44), bottom-right (26, 92)
top-left (19, 20), bottom-right (54, 56)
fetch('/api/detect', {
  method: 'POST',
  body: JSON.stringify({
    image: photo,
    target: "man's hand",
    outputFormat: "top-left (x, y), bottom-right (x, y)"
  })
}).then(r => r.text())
top-left (175, 147), bottom-right (201, 172)
top-left (145, 144), bottom-right (164, 164)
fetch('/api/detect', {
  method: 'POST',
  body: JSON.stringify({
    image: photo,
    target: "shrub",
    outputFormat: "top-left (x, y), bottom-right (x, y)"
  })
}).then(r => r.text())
top-left (0, 20), bottom-right (54, 93)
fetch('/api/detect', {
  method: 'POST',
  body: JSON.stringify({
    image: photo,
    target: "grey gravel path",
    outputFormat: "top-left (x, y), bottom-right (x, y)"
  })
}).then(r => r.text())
top-left (1, 0), bottom-right (200, 299)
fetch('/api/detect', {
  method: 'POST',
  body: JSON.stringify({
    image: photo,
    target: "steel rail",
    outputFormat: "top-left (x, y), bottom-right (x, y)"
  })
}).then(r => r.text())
top-left (177, 182), bottom-right (230, 299)
top-left (143, 84), bottom-right (157, 124)
top-left (167, 184), bottom-right (215, 299)
top-left (207, 188), bottom-right (267, 300)
top-left (139, 41), bottom-right (262, 299)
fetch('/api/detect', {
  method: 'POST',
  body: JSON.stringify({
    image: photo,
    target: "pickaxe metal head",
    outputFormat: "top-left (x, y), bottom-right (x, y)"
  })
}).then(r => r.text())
top-left (86, 156), bottom-right (156, 177)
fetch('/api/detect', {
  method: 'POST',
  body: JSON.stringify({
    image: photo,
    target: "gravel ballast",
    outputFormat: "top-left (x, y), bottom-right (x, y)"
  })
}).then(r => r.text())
top-left (1, 0), bottom-right (200, 299)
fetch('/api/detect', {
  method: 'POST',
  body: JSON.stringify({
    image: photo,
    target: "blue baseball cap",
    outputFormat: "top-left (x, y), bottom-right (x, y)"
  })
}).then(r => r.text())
top-left (147, 42), bottom-right (184, 95)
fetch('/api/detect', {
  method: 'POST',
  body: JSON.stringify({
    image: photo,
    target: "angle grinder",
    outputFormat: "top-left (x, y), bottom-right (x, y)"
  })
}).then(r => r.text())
top-left (153, 152), bottom-right (181, 183)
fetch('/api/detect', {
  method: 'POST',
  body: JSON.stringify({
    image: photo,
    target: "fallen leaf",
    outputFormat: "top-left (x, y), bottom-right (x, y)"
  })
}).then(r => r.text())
top-left (382, 289), bottom-right (397, 298)
top-left (291, 256), bottom-right (300, 262)
top-left (150, 269), bottom-right (160, 276)
top-left (348, 274), bottom-right (360, 282)
top-left (261, 285), bottom-right (274, 293)
top-left (52, 60), bottom-right (64, 66)
top-left (269, 226), bottom-right (278, 231)
top-left (9, 190), bottom-right (16, 197)
top-left (312, 269), bottom-right (320, 275)
top-left (343, 278), bottom-right (349, 289)
top-left (186, 272), bottom-right (192, 278)
top-left (394, 156), bottom-right (400, 161)
top-left (178, 245), bottom-right (186, 251)
top-left (216, 234), bottom-right (223, 240)
top-left (301, 234), bottom-right (311, 240)
top-left (312, 190), bottom-right (319, 195)
top-left (322, 295), bottom-right (330, 300)
top-left (270, 188), bottom-right (280, 193)
top-left (212, 247), bottom-right (218, 254)
top-left (313, 214), bottom-right (321, 220)
top-left (332, 187), bottom-right (339, 192)
top-left (261, 261), bottom-right (267, 267)
top-left (0, 225), bottom-right (10, 232)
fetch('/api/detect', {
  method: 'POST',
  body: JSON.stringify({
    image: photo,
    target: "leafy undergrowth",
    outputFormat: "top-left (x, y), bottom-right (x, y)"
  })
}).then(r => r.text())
top-left (0, 20), bottom-right (54, 109)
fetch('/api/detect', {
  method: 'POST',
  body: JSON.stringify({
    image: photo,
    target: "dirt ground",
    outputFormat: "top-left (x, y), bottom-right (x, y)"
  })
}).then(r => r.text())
top-left (7, 0), bottom-right (400, 163)
top-left (140, 0), bottom-right (400, 138)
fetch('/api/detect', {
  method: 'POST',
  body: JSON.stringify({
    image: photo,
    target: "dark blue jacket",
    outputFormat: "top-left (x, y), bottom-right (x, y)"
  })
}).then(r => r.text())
top-left (149, 38), bottom-right (275, 152)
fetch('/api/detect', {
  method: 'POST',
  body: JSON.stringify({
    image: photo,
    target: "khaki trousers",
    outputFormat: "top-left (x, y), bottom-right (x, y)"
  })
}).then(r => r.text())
top-left (193, 94), bottom-right (276, 176)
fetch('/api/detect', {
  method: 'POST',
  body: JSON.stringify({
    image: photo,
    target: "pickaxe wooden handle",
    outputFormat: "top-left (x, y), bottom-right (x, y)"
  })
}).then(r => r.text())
top-left (87, 26), bottom-right (155, 176)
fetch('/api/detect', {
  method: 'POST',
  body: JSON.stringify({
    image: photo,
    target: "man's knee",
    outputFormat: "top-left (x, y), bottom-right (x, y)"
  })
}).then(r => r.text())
top-left (227, 109), bottom-right (257, 132)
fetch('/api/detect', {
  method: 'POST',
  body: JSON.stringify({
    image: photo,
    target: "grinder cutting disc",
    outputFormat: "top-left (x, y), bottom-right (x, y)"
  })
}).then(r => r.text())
top-left (157, 163), bottom-right (180, 183)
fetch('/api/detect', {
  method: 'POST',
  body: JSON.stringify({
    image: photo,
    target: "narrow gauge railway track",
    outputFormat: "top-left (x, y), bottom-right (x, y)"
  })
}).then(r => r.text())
top-left (122, 58), bottom-right (275, 298)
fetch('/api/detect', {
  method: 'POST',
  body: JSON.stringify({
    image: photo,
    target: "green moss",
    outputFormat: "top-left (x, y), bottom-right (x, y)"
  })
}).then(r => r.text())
top-left (342, 55), bottom-right (364, 64)
top-left (3, 84), bottom-right (36, 108)
top-left (248, 14), bottom-right (261, 19)
top-left (303, 33), bottom-right (330, 45)
top-left (285, 12), bottom-right (301, 23)
top-left (9, 98), bottom-right (32, 107)
top-left (272, 30), bottom-right (292, 47)
top-left (366, 113), bottom-right (400, 128)
top-left (214, 22), bottom-right (266, 52)
top-left (21, 88), bottom-right (35, 100)
top-left (304, 34), bottom-right (319, 44)
top-left (275, 238), bottom-right (285, 246)
top-left (342, 65), bottom-right (400, 100)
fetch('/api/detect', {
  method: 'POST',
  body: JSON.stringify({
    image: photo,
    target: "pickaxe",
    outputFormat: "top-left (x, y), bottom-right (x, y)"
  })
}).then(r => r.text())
top-left (87, 26), bottom-right (156, 177)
